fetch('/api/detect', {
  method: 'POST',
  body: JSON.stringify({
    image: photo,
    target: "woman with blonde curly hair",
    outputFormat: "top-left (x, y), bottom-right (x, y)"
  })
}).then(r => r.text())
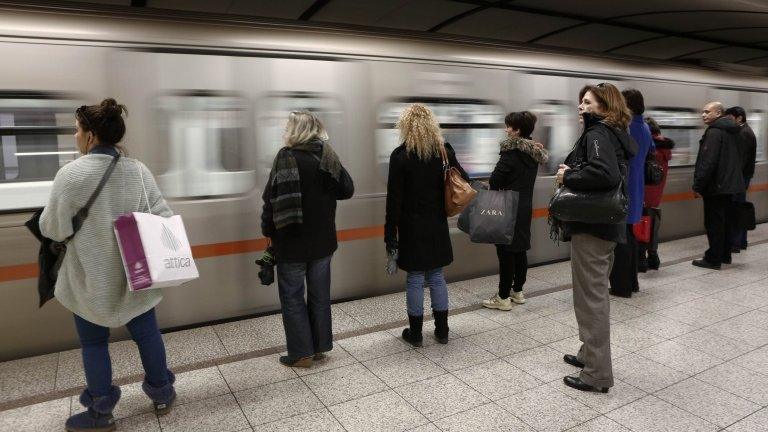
top-left (385, 104), bottom-right (469, 346)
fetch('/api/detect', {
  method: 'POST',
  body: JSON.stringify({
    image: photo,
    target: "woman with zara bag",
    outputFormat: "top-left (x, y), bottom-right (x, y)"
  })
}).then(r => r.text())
top-left (555, 83), bottom-right (636, 394)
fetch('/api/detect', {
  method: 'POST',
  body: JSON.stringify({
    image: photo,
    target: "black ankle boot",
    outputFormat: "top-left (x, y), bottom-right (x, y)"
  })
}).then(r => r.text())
top-left (402, 314), bottom-right (423, 347)
top-left (647, 252), bottom-right (660, 270)
top-left (433, 310), bottom-right (449, 344)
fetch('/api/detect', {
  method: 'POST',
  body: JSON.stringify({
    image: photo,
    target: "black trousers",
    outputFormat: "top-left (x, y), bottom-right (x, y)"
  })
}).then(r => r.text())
top-left (496, 246), bottom-right (527, 298)
top-left (609, 224), bottom-right (639, 297)
top-left (638, 207), bottom-right (662, 257)
top-left (703, 194), bottom-right (735, 265)
top-left (730, 177), bottom-right (751, 249)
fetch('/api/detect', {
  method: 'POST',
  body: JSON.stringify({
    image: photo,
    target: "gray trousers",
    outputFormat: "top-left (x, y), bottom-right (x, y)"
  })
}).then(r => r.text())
top-left (571, 233), bottom-right (616, 388)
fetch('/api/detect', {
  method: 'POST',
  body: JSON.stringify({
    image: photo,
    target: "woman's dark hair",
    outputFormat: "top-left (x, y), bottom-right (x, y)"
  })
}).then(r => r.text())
top-left (504, 111), bottom-right (537, 138)
top-left (724, 106), bottom-right (747, 123)
top-left (75, 98), bottom-right (128, 146)
top-left (645, 117), bottom-right (661, 135)
top-left (621, 89), bottom-right (645, 115)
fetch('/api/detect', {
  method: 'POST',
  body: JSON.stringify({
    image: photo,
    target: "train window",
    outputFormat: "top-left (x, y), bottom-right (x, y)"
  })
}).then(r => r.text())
top-left (156, 92), bottom-right (256, 199)
top-left (529, 101), bottom-right (578, 175)
top-left (645, 108), bottom-right (702, 167)
top-left (747, 110), bottom-right (765, 162)
top-left (0, 93), bottom-right (79, 212)
top-left (376, 98), bottom-right (504, 179)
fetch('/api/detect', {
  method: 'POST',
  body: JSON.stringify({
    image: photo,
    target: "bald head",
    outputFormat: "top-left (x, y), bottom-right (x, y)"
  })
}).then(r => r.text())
top-left (702, 101), bottom-right (724, 125)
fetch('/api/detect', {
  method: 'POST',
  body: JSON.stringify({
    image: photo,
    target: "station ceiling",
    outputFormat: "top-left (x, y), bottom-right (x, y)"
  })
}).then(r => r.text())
top-left (21, 0), bottom-right (768, 68)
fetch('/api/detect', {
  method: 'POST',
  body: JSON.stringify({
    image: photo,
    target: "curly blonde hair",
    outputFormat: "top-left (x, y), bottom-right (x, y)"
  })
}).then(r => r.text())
top-left (396, 104), bottom-right (444, 161)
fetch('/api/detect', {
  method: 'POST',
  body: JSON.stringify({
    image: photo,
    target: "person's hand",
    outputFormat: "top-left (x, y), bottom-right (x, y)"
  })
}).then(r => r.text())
top-left (556, 164), bottom-right (570, 185)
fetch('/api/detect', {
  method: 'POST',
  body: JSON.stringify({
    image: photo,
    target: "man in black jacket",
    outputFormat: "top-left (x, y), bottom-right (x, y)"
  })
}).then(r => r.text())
top-left (725, 106), bottom-right (757, 251)
top-left (692, 102), bottom-right (745, 270)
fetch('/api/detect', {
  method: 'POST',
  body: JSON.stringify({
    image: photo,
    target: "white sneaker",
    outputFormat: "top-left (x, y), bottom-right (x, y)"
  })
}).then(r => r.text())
top-left (482, 294), bottom-right (513, 311)
top-left (510, 291), bottom-right (526, 304)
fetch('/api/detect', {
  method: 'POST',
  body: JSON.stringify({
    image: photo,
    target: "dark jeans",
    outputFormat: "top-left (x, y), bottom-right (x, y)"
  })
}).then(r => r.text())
top-left (638, 207), bottom-right (662, 257)
top-left (703, 194), bottom-right (736, 265)
top-left (610, 224), bottom-right (639, 297)
top-left (277, 255), bottom-right (333, 361)
top-left (74, 308), bottom-right (170, 397)
top-left (496, 246), bottom-right (527, 298)
top-left (731, 177), bottom-right (751, 249)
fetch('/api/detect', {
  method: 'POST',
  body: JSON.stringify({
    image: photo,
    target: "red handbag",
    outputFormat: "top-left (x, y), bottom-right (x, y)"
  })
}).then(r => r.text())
top-left (633, 215), bottom-right (652, 244)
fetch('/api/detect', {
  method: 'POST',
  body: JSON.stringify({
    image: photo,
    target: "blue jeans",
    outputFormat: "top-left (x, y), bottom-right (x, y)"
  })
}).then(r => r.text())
top-left (277, 255), bottom-right (334, 361)
top-left (406, 268), bottom-right (449, 316)
top-left (74, 308), bottom-right (171, 397)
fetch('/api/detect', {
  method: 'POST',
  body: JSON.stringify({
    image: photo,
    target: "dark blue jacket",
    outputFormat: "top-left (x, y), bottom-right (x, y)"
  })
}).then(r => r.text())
top-left (627, 115), bottom-right (652, 224)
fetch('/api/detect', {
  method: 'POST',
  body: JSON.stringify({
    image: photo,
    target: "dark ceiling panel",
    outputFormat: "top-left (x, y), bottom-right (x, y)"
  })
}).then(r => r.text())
top-left (437, 7), bottom-right (580, 42)
top-left (695, 28), bottom-right (768, 44)
top-left (309, 0), bottom-right (474, 31)
top-left (680, 46), bottom-right (768, 63)
top-left (508, 0), bottom-right (766, 19)
top-left (147, 0), bottom-right (227, 13)
top-left (617, 11), bottom-right (768, 33)
top-left (227, 0), bottom-right (317, 20)
top-left (611, 36), bottom-right (721, 59)
top-left (66, 0), bottom-right (131, 5)
top-left (741, 57), bottom-right (768, 67)
top-left (535, 23), bottom-right (661, 52)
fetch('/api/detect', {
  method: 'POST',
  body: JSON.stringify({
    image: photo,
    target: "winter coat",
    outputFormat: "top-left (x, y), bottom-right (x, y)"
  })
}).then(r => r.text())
top-left (489, 137), bottom-right (549, 252)
top-left (261, 141), bottom-right (355, 262)
top-left (626, 115), bottom-right (652, 224)
top-left (385, 142), bottom-right (469, 272)
top-left (643, 135), bottom-right (674, 208)
top-left (737, 123), bottom-right (757, 180)
top-left (693, 117), bottom-right (745, 196)
top-left (562, 113), bottom-right (637, 244)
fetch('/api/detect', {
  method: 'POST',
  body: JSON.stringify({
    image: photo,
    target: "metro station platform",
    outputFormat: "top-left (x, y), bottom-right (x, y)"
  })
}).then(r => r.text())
top-left (2, 225), bottom-right (768, 432)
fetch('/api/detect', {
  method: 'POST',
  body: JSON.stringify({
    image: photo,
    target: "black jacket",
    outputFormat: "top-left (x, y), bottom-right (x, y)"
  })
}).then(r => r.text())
top-left (562, 114), bottom-right (637, 244)
top-left (261, 142), bottom-right (354, 262)
top-left (489, 138), bottom-right (548, 252)
top-left (693, 117), bottom-right (745, 196)
top-left (737, 123), bottom-right (757, 180)
top-left (385, 142), bottom-right (469, 272)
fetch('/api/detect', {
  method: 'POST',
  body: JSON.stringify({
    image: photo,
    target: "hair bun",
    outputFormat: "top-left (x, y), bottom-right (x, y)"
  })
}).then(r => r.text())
top-left (99, 98), bottom-right (126, 118)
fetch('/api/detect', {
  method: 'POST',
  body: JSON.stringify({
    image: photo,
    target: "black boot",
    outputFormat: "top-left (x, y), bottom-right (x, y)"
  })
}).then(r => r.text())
top-left (647, 252), bottom-right (660, 270)
top-left (402, 314), bottom-right (423, 347)
top-left (433, 310), bottom-right (449, 344)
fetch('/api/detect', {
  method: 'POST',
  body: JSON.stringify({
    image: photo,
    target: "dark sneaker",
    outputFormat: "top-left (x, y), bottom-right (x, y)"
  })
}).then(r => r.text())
top-left (692, 259), bottom-right (721, 270)
top-left (65, 409), bottom-right (116, 432)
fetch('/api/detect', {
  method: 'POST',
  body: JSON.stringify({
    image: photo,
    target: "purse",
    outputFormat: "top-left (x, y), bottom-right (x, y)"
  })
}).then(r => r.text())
top-left (644, 147), bottom-right (663, 185)
top-left (25, 155), bottom-right (120, 307)
top-left (736, 201), bottom-right (756, 231)
top-left (439, 144), bottom-right (476, 217)
top-left (548, 176), bottom-right (628, 224)
top-left (633, 215), bottom-right (652, 243)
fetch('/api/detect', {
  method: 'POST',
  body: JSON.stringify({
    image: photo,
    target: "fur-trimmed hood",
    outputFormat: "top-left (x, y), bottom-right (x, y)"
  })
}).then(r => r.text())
top-left (499, 137), bottom-right (549, 164)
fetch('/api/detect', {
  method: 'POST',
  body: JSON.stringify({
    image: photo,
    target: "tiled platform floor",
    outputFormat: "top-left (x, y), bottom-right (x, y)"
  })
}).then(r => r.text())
top-left (2, 224), bottom-right (768, 431)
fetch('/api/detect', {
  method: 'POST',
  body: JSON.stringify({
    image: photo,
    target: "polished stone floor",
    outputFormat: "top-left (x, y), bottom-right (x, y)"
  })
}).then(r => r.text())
top-left (2, 224), bottom-right (768, 431)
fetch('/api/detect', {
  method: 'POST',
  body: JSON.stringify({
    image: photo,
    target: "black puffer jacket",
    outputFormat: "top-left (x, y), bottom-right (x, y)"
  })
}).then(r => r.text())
top-left (261, 141), bottom-right (355, 262)
top-left (385, 142), bottom-right (469, 272)
top-left (693, 117), bottom-right (745, 196)
top-left (489, 137), bottom-right (549, 252)
top-left (561, 113), bottom-right (637, 244)
top-left (738, 123), bottom-right (757, 179)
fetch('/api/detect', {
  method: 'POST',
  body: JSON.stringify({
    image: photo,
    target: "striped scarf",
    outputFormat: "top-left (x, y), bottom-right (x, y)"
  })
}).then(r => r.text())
top-left (269, 140), bottom-right (342, 229)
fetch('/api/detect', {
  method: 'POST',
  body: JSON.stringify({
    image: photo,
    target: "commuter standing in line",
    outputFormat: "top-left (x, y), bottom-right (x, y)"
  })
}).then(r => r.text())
top-left (609, 89), bottom-right (651, 297)
top-left (692, 102), bottom-right (745, 270)
top-left (41, 99), bottom-right (177, 431)
top-left (385, 103), bottom-right (469, 347)
top-left (724, 106), bottom-right (757, 252)
top-left (556, 83), bottom-right (635, 393)
top-left (482, 111), bottom-right (549, 311)
top-left (261, 111), bottom-right (355, 367)
top-left (638, 117), bottom-right (674, 271)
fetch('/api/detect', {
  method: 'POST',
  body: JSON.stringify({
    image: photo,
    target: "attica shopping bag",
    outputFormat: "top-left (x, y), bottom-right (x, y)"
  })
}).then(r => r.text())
top-left (465, 189), bottom-right (519, 245)
top-left (114, 212), bottom-right (199, 291)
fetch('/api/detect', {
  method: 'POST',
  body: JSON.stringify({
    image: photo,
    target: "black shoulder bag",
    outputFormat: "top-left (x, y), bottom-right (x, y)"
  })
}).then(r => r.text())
top-left (25, 155), bottom-right (121, 307)
top-left (644, 147), bottom-right (664, 185)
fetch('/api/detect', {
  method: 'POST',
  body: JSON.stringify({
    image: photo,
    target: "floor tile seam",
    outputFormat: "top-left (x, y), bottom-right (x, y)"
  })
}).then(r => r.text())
top-left (692, 364), bottom-right (768, 407)
top-left (632, 345), bottom-right (725, 378)
top-left (650, 376), bottom-right (763, 428)
top-left (362, 349), bottom-right (452, 389)
top-left (601, 395), bottom-right (683, 432)
top-left (294, 369), bottom-right (355, 432)
top-left (435, 399), bottom-right (537, 431)
top-left (213, 364), bottom-right (253, 432)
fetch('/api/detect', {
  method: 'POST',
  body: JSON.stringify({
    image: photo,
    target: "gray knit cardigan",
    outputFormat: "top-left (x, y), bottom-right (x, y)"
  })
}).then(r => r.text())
top-left (40, 154), bottom-right (173, 327)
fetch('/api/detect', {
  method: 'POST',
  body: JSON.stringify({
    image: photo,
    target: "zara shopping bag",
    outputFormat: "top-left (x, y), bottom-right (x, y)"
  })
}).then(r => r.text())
top-left (459, 188), bottom-right (519, 245)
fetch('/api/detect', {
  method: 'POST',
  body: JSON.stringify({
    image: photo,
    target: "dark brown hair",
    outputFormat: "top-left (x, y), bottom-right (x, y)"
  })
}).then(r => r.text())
top-left (504, 111), bottom-right (537, 138)
top-left (621, 89), bottom-right (645, 115)
top-left (578, 83), bottom-right (632, 129)
top-left (645, 117), bottom-right (661, 135)
top-left (76, 98), bottom-right (128, 147)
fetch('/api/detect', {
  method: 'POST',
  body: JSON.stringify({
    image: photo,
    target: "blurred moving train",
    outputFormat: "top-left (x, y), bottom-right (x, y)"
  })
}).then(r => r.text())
top-left (0, 5), bottom-right (766, 360)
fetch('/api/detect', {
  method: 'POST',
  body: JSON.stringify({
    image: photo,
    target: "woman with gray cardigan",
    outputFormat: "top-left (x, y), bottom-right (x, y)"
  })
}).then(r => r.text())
top-left (41, 99), bottom-right (176, 432)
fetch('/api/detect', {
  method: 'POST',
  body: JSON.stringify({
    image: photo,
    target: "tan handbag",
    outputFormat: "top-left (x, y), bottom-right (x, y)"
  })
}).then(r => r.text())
top-left (439, 144), bottom-right (477, 217)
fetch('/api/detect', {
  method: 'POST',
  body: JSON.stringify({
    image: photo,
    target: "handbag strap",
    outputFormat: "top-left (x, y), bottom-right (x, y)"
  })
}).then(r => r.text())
top-left (438, 143), bottom-right (449, 172)
top-left (69, 155), bottom-right (121, 239)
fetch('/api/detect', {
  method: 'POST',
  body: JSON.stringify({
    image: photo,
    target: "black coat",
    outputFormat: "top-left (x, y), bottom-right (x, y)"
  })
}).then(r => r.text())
top-left (489, 138), bottom-right (548, 252)
top-left (737, 123), bottom-right (757, 180)
top-left (693, 117), bottom-right (745, 196)
top-left (385, 143), bottom-right (469, 272)
top-left (562, 114), bottom-right (636, 244)
top-left (261, 142), bottom-right (354, 263)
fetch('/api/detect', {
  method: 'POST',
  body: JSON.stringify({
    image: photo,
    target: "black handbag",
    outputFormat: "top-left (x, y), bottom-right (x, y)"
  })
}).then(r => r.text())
top-left (25, 155), bottom-right (120, 307)
top-left (548, 177), bottom-right (628, 224)
top-left (644, 147), bottom-right (663, 185)
top-left (736, 201), bottom-right (756, 231)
